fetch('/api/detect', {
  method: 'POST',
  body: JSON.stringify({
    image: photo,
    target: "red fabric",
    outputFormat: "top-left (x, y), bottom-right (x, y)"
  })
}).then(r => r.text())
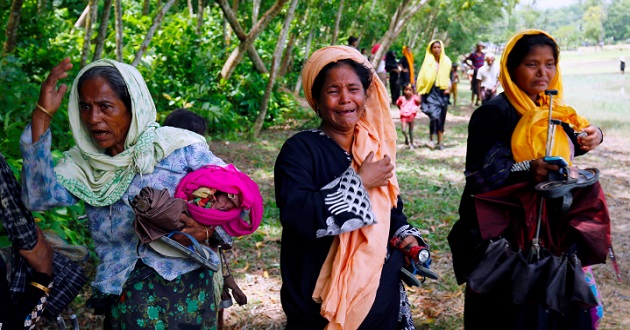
top-left (371, 44), bottom-right (380, 55)
top-left (175, 164), bottom-right (263, 237)
top-left (474, 182), bottom-right (610, 266)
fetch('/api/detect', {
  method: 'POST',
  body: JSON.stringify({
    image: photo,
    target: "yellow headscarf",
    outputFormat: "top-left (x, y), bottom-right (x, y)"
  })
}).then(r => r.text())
top-left (301, 46), bottom-right (400, 329)
top-left (501, 30), bottom-right (590, 164)
top-left (402, 45), bottom-right (415, 85)
top-left (416, 40), bottom-right (452, 95)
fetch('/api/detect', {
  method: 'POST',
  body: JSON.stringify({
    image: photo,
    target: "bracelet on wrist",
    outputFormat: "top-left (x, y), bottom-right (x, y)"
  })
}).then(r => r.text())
top-left (597, 126), bottom-right (604, 144)
top-left (30, 281), bottom-right (51, 294)
top-left (35, 103), bottom-right (54, 118)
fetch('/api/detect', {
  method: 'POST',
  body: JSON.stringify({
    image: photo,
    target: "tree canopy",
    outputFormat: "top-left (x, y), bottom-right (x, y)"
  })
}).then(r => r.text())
top-left (1, 0), bottom-right (628, 156)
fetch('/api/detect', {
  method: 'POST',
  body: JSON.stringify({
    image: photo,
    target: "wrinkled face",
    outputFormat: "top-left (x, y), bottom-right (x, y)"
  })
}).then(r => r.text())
top-left (79, 77), bottom-right (132, 156)
top-left (431, 42), bottom-right (442, 59)
top-left (486, 56), bottom-right (495, 66)
top-left (512, 45), bottom-right (557, 102)
top-left (317, 64), bottom-right (367, 134)
top-left (403, 85), bottom-right (413, 97)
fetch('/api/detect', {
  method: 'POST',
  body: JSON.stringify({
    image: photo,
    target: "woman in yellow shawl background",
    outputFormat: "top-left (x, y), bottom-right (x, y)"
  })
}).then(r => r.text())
top-left (448, 30), bottom-right (607, 329)
top-left (416, 40), bottom-right (452, 150)
top-left (275, 46), bottom-right (430, 329)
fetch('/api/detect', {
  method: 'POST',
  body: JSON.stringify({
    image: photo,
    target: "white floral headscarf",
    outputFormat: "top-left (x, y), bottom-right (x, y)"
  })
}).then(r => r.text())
top-left (55, 59), bottom-right (207, 206)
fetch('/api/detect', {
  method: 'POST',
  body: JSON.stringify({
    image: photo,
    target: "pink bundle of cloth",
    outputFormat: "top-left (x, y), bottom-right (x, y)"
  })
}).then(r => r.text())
top-left (175, 164), bottom-right (263, 237)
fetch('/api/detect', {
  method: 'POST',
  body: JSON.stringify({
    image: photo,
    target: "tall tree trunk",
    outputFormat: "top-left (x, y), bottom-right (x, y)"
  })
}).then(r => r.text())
top-left (196, 0), bottom-right (204, 35)
top-left (187, 0), bottom-right (194, 16)
top-left (3, 0), bottom-right (24, 55)
top-left (223, 18), bottom-right (230, 47)
top-left (371, 0), bottom-right (427, 70)
top-left (331, 0), bottom-right (344, 45)
top-left (294, 28), bottom-right (313, 95)
top-left (142, 0), bottom-right (150, 15)
top-left (279, 32), bottom-right (298, 76)
top-left (131, 0), bottom-right (176, 67)
top-left (75, 5), bottom-right (90, 28)
top-left (93, 0), bottom-right (113, 61)
top-left (80, 0), bottom-right (97, 68)
top-left (219, 0), bottom-right (289, 80)
top-left (115, 0), bottom-right (123, 61)
top-left (252, 0), bottom-right (299, 138)
top-left (216, 0), bottom-right (268, 74)
top-left (223, 0), bottom-right (238, 45)
top-left (253, 0), bottom-right (260, 25)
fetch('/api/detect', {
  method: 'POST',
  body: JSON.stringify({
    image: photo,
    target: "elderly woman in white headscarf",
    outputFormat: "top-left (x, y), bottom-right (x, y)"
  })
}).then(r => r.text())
top-left (21, 58), bottom-right (224, 328)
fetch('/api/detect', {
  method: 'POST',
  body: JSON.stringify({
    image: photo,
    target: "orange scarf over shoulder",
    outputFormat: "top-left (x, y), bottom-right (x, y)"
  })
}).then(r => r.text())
top-left (301, 46), bottom-right (400, 329)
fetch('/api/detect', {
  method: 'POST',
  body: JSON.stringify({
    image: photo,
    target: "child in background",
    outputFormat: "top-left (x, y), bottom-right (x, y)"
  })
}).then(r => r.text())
top-left (163, 108), bottom-right (208, 135)
top-left (450, 63), bottom-right (460, 106)
top-left (396, 83), bottom-right (421, 149)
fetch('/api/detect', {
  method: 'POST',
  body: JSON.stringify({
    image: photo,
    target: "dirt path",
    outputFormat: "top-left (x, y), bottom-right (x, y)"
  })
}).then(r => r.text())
top-left (221, 104), bottom-right (630, 329)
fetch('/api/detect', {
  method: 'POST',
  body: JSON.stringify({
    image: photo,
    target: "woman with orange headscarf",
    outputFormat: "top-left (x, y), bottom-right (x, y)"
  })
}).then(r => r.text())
top-left (448, 30), bottom-right (607, 329)
top-left (416, 40), bottom-right (452, 150)
top-left (400, 46), bottom-right (415, 89)
top-left (275, 46), bottom-right (429, 329)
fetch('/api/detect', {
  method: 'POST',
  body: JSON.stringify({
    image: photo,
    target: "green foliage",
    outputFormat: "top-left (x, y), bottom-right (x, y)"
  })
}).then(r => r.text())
top-left (582, 5), bottom-right (605, 43)
top-left (604, 0), bottom-right (630, 42)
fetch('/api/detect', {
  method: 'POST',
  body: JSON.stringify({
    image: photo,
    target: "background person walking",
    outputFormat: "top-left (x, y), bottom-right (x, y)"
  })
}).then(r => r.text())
top-left (476, 53), bottom-right (500, 104)
top-left (416, 40), bottom-right (452, 150)
top-left (385, 50), bottom-right (402, 105)
top-left (465, 42), bottom-right (485, 106)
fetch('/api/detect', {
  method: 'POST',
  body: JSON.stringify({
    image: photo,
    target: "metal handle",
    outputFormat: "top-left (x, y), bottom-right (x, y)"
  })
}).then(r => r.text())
top-left (544, 89), bottom-right (558, 157)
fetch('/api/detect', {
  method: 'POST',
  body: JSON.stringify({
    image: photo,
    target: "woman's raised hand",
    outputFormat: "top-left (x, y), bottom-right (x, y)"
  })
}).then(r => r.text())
top-left (577, 125), bottom-right (603, 151)
top-left (32, 58), bottom-right (73, 142)
top-left (37, 57), bottom-right (73, 117)
top-left (358, 152), bottom-right (394, 189)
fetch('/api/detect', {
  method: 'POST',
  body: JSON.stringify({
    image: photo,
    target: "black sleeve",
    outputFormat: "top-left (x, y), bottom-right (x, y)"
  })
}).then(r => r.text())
top-left (388, 196), bottom-right (409, 239)
top-left (464, 102), bottom-right (529, 194)
top-left (561, 122), bottom-right (589, 157)
top-left (1, 270), bottom-right (52, 329)
top-left (13, 272), bottom-right (52, 318)
top-left (275, 136), bottom-right (376, 241)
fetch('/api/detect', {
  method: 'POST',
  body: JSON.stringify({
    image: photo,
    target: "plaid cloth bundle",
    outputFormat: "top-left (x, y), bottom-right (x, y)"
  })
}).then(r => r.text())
top-left (0, 153), bottom-right (87, 318)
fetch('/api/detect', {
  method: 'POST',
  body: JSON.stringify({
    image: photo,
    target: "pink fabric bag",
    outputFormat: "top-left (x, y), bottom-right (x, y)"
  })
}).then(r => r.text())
top-left (175, 164), bottom-right (263, 236)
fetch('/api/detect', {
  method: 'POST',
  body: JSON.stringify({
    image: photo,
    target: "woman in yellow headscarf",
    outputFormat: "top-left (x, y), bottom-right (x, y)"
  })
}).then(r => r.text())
top-left (275, 46), bottom-right (430, 329)
top-left (416, 40), bottom-right (452, 149)
top-left (448, 30), bottom-right (608, 329)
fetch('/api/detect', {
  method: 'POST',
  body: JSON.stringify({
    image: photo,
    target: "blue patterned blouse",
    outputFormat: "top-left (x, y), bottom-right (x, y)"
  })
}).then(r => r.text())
top-left (20, 125), bottom-right (225, 295)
